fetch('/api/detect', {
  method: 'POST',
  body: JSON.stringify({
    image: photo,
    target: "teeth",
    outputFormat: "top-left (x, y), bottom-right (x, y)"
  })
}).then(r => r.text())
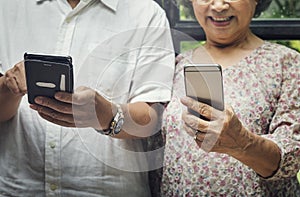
top-left (212, 17), bottom-right (231, 22)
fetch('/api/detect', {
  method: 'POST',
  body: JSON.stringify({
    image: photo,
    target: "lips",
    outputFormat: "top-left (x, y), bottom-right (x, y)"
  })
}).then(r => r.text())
top-left (209, 16), bottom-right (233, 26)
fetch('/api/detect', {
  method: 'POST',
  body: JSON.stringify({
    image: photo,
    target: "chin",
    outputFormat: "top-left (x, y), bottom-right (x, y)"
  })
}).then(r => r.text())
top-left (207, 37), bottom-right (235, 48)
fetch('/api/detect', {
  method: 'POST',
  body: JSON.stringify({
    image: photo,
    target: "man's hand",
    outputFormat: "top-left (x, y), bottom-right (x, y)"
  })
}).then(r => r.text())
top-left (0, 61), bottom-right (27, 122)
top-left (29, 86), bottom-right (113, 130)
top-left (2, 61), bottom-right (27, 96)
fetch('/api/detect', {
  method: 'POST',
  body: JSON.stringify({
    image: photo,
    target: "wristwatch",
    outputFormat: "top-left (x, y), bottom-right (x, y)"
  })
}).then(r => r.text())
top-left (97, 104), bottom-right (124, 136)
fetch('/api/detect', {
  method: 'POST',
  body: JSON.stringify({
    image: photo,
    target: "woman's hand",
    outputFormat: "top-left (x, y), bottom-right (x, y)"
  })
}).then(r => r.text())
top-left (181, 96), bottom-right (249, 154)
top-left (181, 96), bottom-right (281, 177)
top-left (30, 86), bottom-right (113, 130)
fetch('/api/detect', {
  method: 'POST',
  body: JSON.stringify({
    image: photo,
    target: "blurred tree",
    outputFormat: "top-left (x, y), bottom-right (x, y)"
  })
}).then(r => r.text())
top-left (268, 0), bottom-right (300, 51)
top-left (270, 0), bottom-right (300, 18)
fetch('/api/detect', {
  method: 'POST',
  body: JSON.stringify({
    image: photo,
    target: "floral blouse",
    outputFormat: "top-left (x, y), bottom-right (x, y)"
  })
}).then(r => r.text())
top-left (161, 42), bottom-right (300, 196)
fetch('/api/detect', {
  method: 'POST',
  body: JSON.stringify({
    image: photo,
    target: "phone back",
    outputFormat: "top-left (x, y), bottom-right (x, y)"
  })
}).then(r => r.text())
top-left (184, 64), bottom-right (224, 111)
top-left (24, 53), bottom-right (73, 104)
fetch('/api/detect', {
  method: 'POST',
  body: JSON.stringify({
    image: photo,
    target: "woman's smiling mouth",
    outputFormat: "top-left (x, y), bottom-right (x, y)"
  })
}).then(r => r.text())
top-left (209, 16), bottom-right (234, 26)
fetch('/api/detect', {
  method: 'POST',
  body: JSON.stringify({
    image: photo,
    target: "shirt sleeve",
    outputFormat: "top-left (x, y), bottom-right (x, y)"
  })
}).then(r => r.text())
top-left (263, 50), bottom-right (300, 180)
top-left (128, 2), bottom-right (175, 103)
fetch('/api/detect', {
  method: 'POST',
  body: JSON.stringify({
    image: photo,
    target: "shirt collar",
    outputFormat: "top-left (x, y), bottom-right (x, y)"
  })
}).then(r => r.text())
top-left (35, 0), bottom-right (119, 12)
top-left (100, 0), bottom-right (119, 12)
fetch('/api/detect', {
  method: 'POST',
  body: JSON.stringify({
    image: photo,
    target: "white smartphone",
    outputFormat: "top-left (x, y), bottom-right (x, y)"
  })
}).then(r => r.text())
top-left (184, 64), bottom-right (224, 115)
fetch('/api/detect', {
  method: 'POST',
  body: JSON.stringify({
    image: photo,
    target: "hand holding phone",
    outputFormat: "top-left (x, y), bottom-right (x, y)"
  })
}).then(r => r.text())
top-left (184, 64), bottom-right (224, 116)
top-left (24, 53), bottom-right (74, 104)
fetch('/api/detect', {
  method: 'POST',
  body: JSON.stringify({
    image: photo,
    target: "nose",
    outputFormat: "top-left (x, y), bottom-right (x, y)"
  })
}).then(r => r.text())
top-left (211, 0), bottom-right (230, 12)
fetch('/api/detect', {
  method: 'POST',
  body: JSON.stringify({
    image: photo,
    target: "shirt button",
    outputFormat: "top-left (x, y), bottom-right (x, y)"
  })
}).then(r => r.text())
top-left (50, 184), bottom-right (58, 191)
top-left (65, 18), bottom-right (71, 23)
top-left (49, 142), bottom-right (56, 149)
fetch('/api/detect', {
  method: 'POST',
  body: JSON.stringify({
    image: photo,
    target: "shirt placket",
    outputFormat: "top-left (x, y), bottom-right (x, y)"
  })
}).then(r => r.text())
top-left (45, 13), bottom-right (78, 197)
top-left (45, 123), bottom-right (62, 197)
top-left (55, 15), bottom-right (78, 55)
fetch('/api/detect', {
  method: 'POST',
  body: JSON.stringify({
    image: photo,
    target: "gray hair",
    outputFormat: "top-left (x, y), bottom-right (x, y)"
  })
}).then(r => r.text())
top-left (177, 0), bottom-right (273, 18)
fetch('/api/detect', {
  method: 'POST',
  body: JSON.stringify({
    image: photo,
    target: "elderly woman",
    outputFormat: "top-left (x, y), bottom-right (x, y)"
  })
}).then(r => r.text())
top-left (161, 0), bottom-right (300, 196)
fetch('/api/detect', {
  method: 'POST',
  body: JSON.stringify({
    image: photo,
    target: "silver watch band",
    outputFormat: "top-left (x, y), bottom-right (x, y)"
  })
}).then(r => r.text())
top-left (95, 104), bottom-right (124, 136)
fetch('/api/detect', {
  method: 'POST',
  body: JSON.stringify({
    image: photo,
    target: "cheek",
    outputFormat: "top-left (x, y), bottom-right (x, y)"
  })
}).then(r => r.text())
top-left (235, 2), bottom-right (257, 18)
top-left (193, 5), bottom-right (206, 26)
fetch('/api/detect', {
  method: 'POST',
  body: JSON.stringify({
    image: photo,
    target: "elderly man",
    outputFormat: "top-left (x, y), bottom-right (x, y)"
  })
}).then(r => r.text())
top-left (0, 0), bottom-right (174, 196)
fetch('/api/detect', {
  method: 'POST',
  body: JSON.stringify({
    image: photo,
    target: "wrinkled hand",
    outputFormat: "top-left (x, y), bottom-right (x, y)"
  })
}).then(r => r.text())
top-left (3, 61), bottom-right (27, 96)
top-left (30, 86), bottom-right (111, 129)
top-left (181, 96), bottom-right (246, 154)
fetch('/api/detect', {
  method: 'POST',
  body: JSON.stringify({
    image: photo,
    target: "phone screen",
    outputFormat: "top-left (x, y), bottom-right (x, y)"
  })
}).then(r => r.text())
top-left (184, 64), bottom-right (224, 112)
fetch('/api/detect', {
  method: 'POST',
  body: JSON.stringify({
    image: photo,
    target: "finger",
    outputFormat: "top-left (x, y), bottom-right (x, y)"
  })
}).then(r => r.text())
top-left (181, 96), bottom-right (212, 119)
top-left (71, 90), bottom-right (94, 105)
top-left (39, 113), bottom-right (75, 128)
top-left (54, 92), bottom-right (73, 104)
top-left (194, 130), bottom-right (206, 142)
top-left (34, 97), bottom-right (73, 114)
top-left (181, 96), bottom-right (221, 120)
top-left (194, 133), bottom-right (213, 152)
top-left (15, 72), bottom-right (27, 94)
top-left (183, 123), bottom-right (207, 141)
top-left (55, 87), bottom-right (96, 105)
top-left (10, 62), bottom-right (27, 93)
top-left (182, 110), bottom-right (209, 133)
top-left (195, 139), bottom-right (203, 147)
top-left (54, 85), bottom-right (88, 104)
top-left (183, 123), bottom-right (196, 137)
top-left (6, 77), bottom-right (27, 95)
top-left (5, 75), bottom-right (21, 94)
top-left (38, 108), bottom-right (94, 128)
top-left (31, 104), bottom-right (75, 124)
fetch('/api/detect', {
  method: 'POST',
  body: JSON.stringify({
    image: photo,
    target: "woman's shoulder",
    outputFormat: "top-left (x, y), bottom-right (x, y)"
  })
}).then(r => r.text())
top-left (258, 41), bottom-right (300, 75)
top-left (261, 41), bottom-right (300, 57)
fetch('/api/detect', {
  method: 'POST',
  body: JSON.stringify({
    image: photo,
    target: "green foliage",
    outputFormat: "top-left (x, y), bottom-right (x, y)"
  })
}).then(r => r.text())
top-left (181, 41), bottom-right (205, 53)
top-left (274, 40), bottom-right (300, 52)
top-left (265, 1), bottom-right (300, 51)
top-left (262, 0), bottom-right (300, 18)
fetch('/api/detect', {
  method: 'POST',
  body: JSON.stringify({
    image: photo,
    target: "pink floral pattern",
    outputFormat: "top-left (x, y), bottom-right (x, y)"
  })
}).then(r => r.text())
top-left (161, 42), bottom-right (300, 196)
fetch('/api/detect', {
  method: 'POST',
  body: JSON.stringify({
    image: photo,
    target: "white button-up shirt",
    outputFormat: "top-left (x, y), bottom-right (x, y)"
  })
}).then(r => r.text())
top-left (0, 0), bottom-right (174, 196)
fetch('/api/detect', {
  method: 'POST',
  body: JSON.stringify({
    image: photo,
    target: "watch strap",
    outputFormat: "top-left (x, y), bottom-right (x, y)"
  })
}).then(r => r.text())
top-left (96, 104), bottom-right (124, 136)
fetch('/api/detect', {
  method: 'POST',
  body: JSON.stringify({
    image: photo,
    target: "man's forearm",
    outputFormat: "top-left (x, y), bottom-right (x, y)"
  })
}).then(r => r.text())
top-left (120, 102), bottom-right (162, 139)
top-left (94, 93), bottom-right (162, 139)
top-left (0, 76), bottom-right (22, 122)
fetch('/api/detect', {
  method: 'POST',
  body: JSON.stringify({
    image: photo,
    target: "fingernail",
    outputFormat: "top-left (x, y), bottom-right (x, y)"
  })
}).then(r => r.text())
top-left (34, 97), bottom-right (41, 104)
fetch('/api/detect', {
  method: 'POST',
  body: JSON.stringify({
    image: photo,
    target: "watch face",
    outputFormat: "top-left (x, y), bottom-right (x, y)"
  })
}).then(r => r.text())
top-left (114, 118), bottom-right (124, 134)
